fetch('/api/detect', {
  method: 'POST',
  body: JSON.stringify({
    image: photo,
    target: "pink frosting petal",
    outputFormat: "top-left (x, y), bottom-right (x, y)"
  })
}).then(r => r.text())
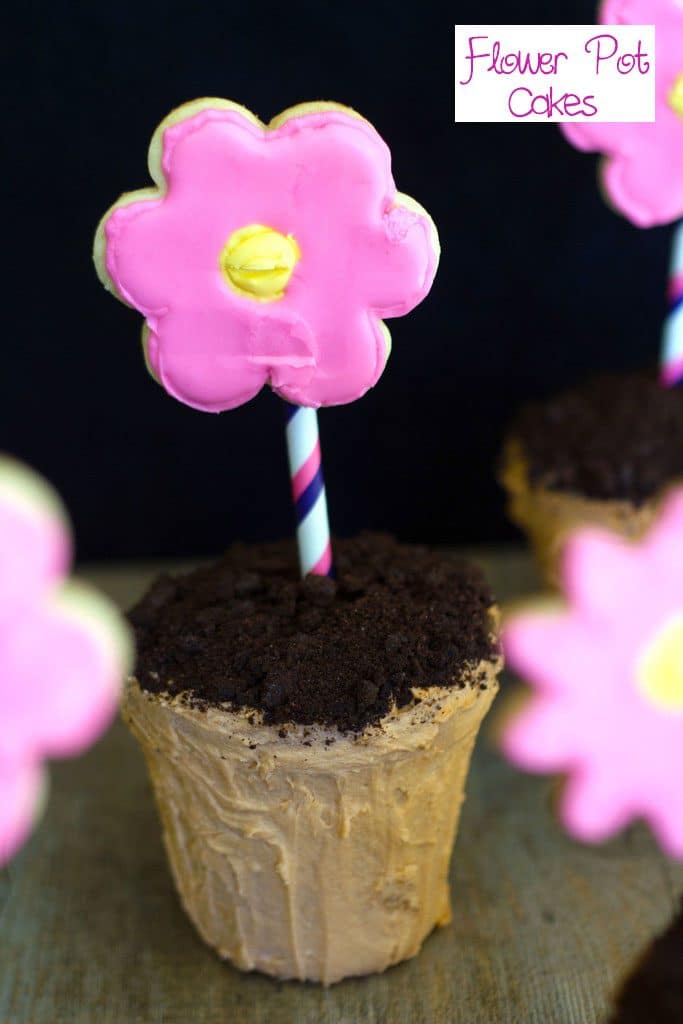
top-left (502, 696), bottom-right (584, 772)
top-left (504, 612), bottom-right (590, 694)
top-left (0, 490), bottom-right (69, 616)
top-left (162, 105), bottom-right (394, 216)
top-left (358, 203), bottom-right (437, 317)
top-left (645, 488), bottom-right (683, 553)
top-left (603, 0), bottom-right (683, 30)
top-left (104, 197), bottom-right (172, 311)
top-left (0, 758), bottom-right (44, 867)
top-left (148, 306), bottom-right (271, 412)
top-left (564, 119), bottom-right (683, 229)
top-left (602, 134), bottom-right (683, 228)
top-left (561, 529), bottom-right (642, 619)
top-left (560, 121), bottom-right (607, 154)
top-left (275, 309), bottom-right (386, 408)
top-left (561, 770), bottom-right (633, 843)
top-left (0, 599), bottom-right (122, 762)
top-left (636, 492), bottom-right (683, 607)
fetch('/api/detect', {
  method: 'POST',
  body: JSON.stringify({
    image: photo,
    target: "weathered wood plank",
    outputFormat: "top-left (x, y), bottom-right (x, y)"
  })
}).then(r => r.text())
top-left (0, 869), bottom-right (9, 922)
top-left (1, 551), bottom-right (681, 1023)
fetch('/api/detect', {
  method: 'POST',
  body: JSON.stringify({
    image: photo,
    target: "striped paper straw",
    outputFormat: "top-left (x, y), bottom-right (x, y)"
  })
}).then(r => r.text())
top-left (661, 220), bottom-right (683, 387)
top-left (283, 403), bottom-right (333, 577)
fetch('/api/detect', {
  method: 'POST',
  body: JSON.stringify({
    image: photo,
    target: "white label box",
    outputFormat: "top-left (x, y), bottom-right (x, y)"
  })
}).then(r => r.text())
top-left (454, 25), bottom-right (656, 123)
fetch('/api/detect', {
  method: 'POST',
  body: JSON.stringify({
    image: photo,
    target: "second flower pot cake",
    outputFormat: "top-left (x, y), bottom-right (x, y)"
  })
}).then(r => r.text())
top-left (500, 371), bottom-right (683, 588)
top-left (123, 534), bottom-right (501, 984)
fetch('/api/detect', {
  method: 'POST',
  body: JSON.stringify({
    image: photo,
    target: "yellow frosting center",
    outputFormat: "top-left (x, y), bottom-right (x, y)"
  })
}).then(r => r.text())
top-left (636, 613), bottom-right (683, 712)
top-left (670, 74), bottom-right (683, 119)
top-left (219, 224), bottom-right (300, 301)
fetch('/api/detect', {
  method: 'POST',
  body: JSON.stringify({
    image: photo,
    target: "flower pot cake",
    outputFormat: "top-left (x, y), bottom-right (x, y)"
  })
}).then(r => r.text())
top-left (123, 533), bottom-right (501, 984)
top-left (500, 371), bottom-right (683, 588)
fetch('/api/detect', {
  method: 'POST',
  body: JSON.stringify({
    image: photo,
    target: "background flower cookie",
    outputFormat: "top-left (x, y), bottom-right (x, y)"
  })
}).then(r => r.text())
top-left (561, 0), bottom-right (683, 229)
top-left (500, 488), bottom-right (683, 859)
top-left (0, 457), bottom-right (133, 865)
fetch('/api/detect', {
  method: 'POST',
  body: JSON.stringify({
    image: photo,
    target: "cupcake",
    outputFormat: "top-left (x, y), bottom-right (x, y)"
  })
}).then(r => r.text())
top-left (123, 534), bottom-right (501, 984)
top-left (500, 371), bottom-right (683, 588)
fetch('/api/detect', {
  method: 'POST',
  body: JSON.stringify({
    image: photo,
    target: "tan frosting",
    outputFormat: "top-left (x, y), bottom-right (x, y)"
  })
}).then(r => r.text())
top-left (123, 652), bottom-right (500, 984)
top-left (500, 439), bottom-right (666, 590)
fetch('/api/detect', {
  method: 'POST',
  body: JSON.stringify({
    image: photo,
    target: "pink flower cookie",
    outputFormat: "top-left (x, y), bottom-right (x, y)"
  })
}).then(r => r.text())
top-left (0, 458), bottom-right (132, 865)
top-left (502, 488), bottom-right (683, 858)
top-left (94, 99), bottom-right (440, 412)
top-left (562, 0), bottom-right (683, 227)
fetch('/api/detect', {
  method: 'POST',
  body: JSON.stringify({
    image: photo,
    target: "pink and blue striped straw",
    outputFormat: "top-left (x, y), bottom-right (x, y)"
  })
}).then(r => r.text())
top-left (283, 403), bottom-right (333, 577)
top-left (661, 221), bottom-right (683, 387)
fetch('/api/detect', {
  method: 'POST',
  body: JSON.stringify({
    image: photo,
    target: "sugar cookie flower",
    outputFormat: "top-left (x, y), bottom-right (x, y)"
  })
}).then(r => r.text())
top-left (562, 0), bottom-right (683, 227)
top-left (94, 99), bottom-right (440, 412)
top-left (0, 458), bottom-right (132, 865)
top-left (502, 488), bottom-right (683, 858)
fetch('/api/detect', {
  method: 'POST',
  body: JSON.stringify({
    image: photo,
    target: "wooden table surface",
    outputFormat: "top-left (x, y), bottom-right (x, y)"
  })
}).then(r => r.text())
top-left (1, 549), bottom-right (681, 1024)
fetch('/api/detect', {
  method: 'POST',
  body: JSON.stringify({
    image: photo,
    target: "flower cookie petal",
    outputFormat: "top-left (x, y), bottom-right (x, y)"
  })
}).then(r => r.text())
top-left (504, 610), bottom-right (585, 694)
top-left (644, 489), bottom-right (683, 567)
top-left (0, 583), bottom-right (131, 761)
top-left (603, 0), bottom-right (682, 30)
top-left (43, 581), bottom-right (132, 756)
top-left (100, 118), bottom-right (262, 314)
top-left (268, 104), bottom-right (395, 214)
top-left (100, 112), bottom-right (261, 311)
top-left (0, 759), bottom-right (45, 867)
top-left (0, 459), bottom-right (70, 614)
top-left (602, 137), bottom-right (683, 228)
top-left (502, 696), bottom-right (582, 772)
top-left (100, 196), bottom-right (174, 311)
top-left (561, 529), bottom-right (641, 619)
top-left (600, 0), bottom-right (632, 23)
top-left (560, 121), bottom-right (610, 154)
top-left (148, 307), bottom-right (270, 412)
top-left (274, 310), bottom-right (387, 408)
top-left (637, 492), bottom-right (683, 613)
top-left (252, 313), bottom-right (318, 396)
top-left (563, 123), bottom-right (683, 228)
top-left (562, 769), bottom-right (633, 844)
top-left (360, 199), bottom-right (440, 317)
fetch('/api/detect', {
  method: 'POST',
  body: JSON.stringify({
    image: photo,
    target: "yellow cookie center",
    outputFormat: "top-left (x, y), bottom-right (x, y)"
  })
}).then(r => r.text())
top-left (669, 74), bottom-right (683, 119)
top-left (636, 612), bottom-right (683, 713)
top-left (219, 224), bottom-right (301, 302)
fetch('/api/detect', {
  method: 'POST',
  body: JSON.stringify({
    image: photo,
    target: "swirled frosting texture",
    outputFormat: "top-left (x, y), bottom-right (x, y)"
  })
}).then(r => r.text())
top-left (94, 99), bottom-right (440, 411)
top-left (123, 661), bottom-right (499, 984)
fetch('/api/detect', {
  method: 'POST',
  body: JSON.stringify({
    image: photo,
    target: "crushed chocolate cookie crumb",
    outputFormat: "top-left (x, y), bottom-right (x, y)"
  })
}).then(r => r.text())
top-left (130, 533), bottom-right (497, 732)
top-left (510, 370), bottom-right (683, 505)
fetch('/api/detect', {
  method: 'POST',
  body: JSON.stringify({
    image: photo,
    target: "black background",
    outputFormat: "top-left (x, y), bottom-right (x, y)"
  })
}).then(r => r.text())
top-left (6, 1), bottom-right (672, 559)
